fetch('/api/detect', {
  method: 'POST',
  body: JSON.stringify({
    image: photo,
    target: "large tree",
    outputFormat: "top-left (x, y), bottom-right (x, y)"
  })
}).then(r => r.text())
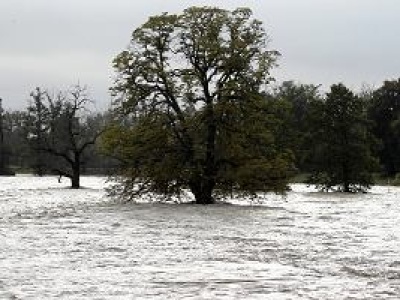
top-left (103, 7), bottom-right (293, 204)
top-left (26, 85), bottom-right (103, 188)
top-left (307, 83), bottom-right (378, 192)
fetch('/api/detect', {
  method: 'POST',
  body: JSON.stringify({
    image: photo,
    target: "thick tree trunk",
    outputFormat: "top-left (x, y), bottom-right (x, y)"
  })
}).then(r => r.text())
top-left (190, 180), bottom-right (215, 204)
top-left (190, 100), bottom-right (217, 204)
top-left (71, 171), bottom-right (80, 189)
top-left (71, 154), bottom-right (81, 189)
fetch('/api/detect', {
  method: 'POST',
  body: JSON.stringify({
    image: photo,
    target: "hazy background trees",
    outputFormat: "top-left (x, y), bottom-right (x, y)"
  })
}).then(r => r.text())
top-left (2, 110), bottom-right (28, 173)
top-left (0, 98), bottom-right (14, 175)
top-left (267, 81), bottom-right (321, 173)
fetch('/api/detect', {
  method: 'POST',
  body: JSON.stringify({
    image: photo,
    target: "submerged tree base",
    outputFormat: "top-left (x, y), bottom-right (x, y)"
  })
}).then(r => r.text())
top-left (194, 197), bottom-right (215, 205)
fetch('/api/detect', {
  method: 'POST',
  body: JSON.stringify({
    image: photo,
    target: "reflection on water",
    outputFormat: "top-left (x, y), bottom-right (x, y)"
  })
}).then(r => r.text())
top-left (1, 176), bottom-right (399, 299)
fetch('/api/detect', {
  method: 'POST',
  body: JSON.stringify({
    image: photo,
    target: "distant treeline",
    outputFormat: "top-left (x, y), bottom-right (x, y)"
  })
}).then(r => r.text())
top-left (1, 79), bottom-right (399, 187)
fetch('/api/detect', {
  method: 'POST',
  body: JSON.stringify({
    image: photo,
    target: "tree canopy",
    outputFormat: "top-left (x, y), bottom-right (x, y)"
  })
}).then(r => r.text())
top-left (103, 7), bottom-right (294, 203)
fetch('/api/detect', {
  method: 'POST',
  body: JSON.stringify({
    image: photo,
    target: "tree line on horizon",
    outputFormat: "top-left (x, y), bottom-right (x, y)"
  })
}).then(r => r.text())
top-left (0, 7), bottom-right (399, 203)
top-left (1, 78), bottom-right (398, 195)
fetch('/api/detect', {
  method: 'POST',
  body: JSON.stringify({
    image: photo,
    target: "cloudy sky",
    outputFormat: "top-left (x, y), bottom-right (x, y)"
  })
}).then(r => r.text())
top-left (1, 0), bottom-right (399, 110)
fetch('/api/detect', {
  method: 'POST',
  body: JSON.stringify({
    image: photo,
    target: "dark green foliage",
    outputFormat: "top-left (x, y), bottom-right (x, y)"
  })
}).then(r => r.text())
top-left (368, 79), bottom-right (400, 177)
top-left (104, 7), bottom-right (294, 203)
top-left (269, 81), bottom-right (322, 172)
top-left (0, 98), bottom-right (15, 175)
top-left (1, 110), bottom-right (30, 174)
top-left (307, 83), bottom-right (378, 192)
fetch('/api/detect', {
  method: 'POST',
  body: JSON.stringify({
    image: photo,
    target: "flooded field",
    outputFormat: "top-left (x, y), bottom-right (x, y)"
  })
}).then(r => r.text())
top-left (1, 176), bottom-right (399, 299)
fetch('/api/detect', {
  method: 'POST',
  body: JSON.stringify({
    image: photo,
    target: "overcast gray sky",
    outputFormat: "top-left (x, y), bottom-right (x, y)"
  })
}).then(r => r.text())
top-left (1, 0), bottom-right (399, 110)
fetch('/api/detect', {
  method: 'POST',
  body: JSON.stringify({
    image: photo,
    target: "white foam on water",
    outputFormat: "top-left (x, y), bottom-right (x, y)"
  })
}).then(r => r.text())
top-left (1, 176), bottom-right (399, 299)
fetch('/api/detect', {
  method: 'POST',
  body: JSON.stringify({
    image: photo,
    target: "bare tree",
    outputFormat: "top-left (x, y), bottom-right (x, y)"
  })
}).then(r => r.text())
top-left (27, 85), bottom-right (104, 188)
